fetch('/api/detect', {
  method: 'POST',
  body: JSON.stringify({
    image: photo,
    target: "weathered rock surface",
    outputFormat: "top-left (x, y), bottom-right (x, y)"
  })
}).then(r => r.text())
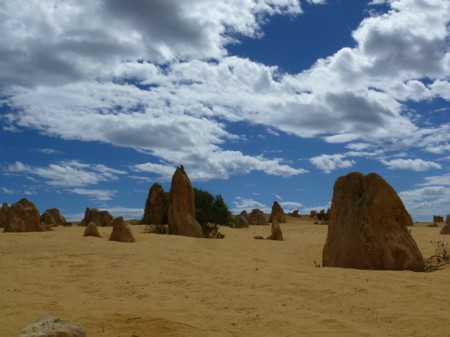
top-left (234, 215), bottom-right (249, 228)
top-left (288, 210), bottom-right (300, 217)
top-left (0, 202), bottom-right (9, 228)
top-left (239, 210), bottom-right (249, 220)
top-left (80, 208), bottom-right (113, 227)
top-left (142, 183), bottom-right (169, 225)
top-left (269, 201), bottom-right (286, 223)
top-left (168, 166), bottom-right (203, 238)
top-left (323, 172), bottom-right (425, 272)
top-left (40, 208), bottom-right (68, 227)
top-left (109, 216), bottom-right (135, 242)
top-left (433, 215), bottom-right (444, 222)
top-left (440, 224), bottom-right (450, 235)
top-left (267, 216), bottom-right (283, 241)
top-left (83, 222), bottom-right (102, 238)
top-left (248, 209), bottom-right (268, 226)
top-left (3, 198), bottom-right (45, 232)
top-left (20, 315), bottom-right (86, 337)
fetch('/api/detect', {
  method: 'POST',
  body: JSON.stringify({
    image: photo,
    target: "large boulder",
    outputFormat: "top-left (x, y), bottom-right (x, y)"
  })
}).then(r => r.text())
top-left (267, 216), bottom-right (283, 241)
top-left (109, 216), bottom-right (135, 242)
top-left (167, 166), bottom-right (203, 238)
top-left (83, 222), bottom-right (102, 238)
top-left (3, 198), bottom-right (45, 232)
top-left (80, 208), bottom-right (113, 227)
top-left (142, 183), bottom-right (169, 225)
top-left (40, 208), bottom-right (68, 227)
top-left (247, 209), bottom-right (268, 225)
top-left (20, 315), bottom-right (86, 337)
top-left (446, 214), bottom-right (450, 225)
top-left (269, 201), bottom-right (286, 223)
top-left (234, 215), bottom-right (249, 228)
top-left (323, 172), bottom-right (425, 272)
top-left (440, 224), bottom-right (450, 235)
top-left (0, 202), bottom-right (9, 228)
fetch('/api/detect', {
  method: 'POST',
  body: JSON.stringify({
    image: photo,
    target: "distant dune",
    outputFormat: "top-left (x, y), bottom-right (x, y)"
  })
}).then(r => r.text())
top-left (1, 217), bottom-right (449, 337)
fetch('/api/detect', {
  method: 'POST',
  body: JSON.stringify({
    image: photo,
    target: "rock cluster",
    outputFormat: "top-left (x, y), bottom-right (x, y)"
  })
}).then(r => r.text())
top-left (142, 183), bottom-right (169, 225)
top-left (40, 208), bottom-right (68, 227)
top-left (288, 210), bottom-right (300, 217)
top-left (247, 209), bottom-right (268, 225)
top-left (168, 166), bottom-right (203, 238)
top-left (323, 172), bottom-right (425, 272)
top-left (269, 201), bottom-right (286, 223)
top-left (433, 215), bottom-right (444, 222)
top-left (80, 208), bottom-right (113, 227)
top-left (3, 198), bottom-right (45, 232)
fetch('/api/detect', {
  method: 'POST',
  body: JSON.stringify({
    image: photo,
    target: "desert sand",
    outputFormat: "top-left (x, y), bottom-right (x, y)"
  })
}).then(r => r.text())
top-left (1, 218), bottom-right (449, 337)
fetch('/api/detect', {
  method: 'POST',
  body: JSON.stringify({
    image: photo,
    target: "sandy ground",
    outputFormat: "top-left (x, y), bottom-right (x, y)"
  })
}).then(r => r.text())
top-left (1, 217), bottom-right (449, 337)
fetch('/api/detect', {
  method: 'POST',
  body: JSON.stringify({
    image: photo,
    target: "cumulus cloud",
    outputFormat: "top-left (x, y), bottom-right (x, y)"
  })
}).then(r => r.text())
top-left (0, 0), bottom-right (301, 87)
top-left (4, 160), bottom-right (126, 187)
top-left (381, 158), bottom-right (442, 171)
top-left (1, 0), bottom-right (449, 181)
top-left (399, 186), bottom-right (450, 220)
top-left (419, 173), bottom-right (450, 186)
top-left (309, 154), bottom-right (355, 173)
top-left (232, 197), bottom-right (268, 213)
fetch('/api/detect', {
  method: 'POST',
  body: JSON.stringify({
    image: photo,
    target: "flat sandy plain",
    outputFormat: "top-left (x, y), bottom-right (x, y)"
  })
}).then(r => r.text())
top-left (1, 217), bottom-right (449, 337)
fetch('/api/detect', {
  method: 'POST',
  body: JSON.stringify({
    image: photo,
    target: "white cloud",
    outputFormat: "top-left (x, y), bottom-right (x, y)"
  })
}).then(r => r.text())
top-left (0, 0), bottom-right (301, 87)
top-left (381, 158), bottom-right (442, 171)
top-left (107, 206), bottom-right (144, 219)
top-left (37, 148), bottom-right (60, 155)
top-left (68, 188), bottom-right (116, 201)
top-left (0, 0), bottom-right (449, 185)
top-left (1, 187), bottom-right (14, 195)
top-left (399, 186), bottom-right (450, 221)
top-left (132, 151), bottom-right (307, 182)
top-left (279, 201), bottom-right (303, 211)
top-left (419, 173), bottom-right (450, 187)
top-left (4, 160), bottom-right (126, 187)
top-left (309, 154), bottom-right (355, 173)
top-left (232, 197), bottom-right (268, 213)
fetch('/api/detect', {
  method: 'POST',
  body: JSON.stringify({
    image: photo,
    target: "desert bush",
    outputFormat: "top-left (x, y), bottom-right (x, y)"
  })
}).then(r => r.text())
top-left (425, 240), bottom-right (450, 272)
top-left (144, 224), bottom-right (169, 234)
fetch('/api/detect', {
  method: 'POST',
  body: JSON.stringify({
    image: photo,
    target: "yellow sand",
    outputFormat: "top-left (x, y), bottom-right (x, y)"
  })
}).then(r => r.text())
top-left (1, 218), bottom-right (449, 337)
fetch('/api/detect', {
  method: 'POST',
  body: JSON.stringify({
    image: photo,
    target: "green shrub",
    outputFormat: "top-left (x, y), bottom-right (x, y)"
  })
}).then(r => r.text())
top-left (194, 188), bottom-right (233, 227)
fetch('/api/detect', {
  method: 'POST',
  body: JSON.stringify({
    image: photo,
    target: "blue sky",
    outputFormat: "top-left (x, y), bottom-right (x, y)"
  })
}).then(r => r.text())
top-left (0, 0), bottom-right (449, 221)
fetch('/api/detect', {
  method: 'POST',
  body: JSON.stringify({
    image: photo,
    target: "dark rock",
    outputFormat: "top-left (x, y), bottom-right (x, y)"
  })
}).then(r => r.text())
top-left (322, 172), bottom-right (425, 272)
top-left (83, 222), bottom-right (101, 238)
top-left (269, 201), bottom-right (286, 223)
top-left (142, 183), bottom-right (169, 225)
top-left (167, 166), bottom-right (203, 238)
top-left (109, 216), bottom-right (135, 242)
